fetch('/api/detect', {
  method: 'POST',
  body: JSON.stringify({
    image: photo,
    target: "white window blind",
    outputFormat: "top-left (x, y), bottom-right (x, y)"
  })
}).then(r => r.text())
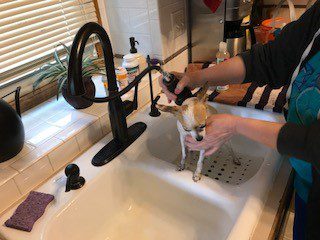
top-left (0, 0), bottom-right (98, 84)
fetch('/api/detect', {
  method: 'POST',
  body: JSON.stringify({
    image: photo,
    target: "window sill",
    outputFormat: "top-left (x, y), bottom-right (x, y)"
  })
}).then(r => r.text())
top-left (0, 72), bottom-right (161, 214)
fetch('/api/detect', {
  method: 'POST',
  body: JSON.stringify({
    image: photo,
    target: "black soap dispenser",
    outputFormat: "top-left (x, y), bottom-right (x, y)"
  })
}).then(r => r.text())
top-left (129, 37), bottom-right (147, 70)
top-left (129, 37), bottom-right (139, 54)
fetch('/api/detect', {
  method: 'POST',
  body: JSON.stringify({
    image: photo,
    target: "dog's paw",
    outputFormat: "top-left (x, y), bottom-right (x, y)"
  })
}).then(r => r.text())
top-left (176, 164), bottom-right (185, 171)
top-left (192, 173), bottom-right (202, 182)
top-left (233, 158), bottom-right (241, 166)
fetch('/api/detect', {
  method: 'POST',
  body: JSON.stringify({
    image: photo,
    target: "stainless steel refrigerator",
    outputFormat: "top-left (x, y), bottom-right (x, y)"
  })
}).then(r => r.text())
top-left (187, 0), bottom-right (253, 63)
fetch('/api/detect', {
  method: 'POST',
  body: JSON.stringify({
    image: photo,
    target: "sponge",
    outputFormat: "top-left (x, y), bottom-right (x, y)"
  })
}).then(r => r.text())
top-left (5, 191), bottom-right (54, 232)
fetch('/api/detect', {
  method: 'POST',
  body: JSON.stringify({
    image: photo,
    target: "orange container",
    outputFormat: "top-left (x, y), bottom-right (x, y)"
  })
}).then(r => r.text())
top-left (255, 17), bottom-right (289, 44)
top-left (262, 17), bottom-right (288, 29)
top-left (254, 26), bottom-right (275, 44)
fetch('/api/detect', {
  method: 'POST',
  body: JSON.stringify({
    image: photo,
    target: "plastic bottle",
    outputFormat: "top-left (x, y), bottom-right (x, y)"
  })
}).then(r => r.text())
top-left (115, 67), bottom-right (128, 90)
top-left (101, 76), bottom-right (108, 96)
top-left (216, 42), bottom-right (230, 92)
top-left (122, 53), bottom-right (140, 83)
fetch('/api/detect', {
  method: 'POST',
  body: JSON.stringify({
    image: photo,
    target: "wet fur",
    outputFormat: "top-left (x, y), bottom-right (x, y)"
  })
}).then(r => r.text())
top-left (157, 84), bottom-right (216, 182)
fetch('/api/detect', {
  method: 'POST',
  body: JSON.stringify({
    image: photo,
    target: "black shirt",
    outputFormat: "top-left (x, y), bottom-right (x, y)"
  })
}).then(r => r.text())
top-left (240, 2), bottom-right (320, 239)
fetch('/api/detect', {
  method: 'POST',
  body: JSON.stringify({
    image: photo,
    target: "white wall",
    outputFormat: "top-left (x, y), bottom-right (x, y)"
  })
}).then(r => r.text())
top-left (263, 0), bottom-right (308, 21)
top-left (104, 0), bottom-right (187, 61)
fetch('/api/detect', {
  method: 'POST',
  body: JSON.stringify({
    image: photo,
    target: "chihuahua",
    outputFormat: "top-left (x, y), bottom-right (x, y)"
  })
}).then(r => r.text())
top-left (157, 84), bottom-right (218, 182)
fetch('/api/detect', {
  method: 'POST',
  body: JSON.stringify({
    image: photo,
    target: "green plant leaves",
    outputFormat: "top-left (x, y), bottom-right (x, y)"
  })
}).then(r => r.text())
top-left (57, 76), bottom-right (67, 100)
top-left (53, 48), bottom-right (65, 71)
top-left (34, 42), bottom-right (106, 101)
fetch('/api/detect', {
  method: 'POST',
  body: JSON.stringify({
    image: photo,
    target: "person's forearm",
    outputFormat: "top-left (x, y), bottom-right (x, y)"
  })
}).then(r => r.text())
top-left (234, 117), bottom-right (284, 149)
top-left (189, 56), bottom-right (246, 86)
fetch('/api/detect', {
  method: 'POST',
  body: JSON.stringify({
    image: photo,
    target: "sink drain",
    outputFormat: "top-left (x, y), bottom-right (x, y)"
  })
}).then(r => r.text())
top-left (180, 144), bottom-right (264, 185)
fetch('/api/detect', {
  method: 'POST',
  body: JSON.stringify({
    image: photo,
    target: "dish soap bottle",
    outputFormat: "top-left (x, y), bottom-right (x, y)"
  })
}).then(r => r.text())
top-left (129, 37), bottom-right (147, 71)
top-left (216, 42), bottom-right (230, 92)
top-left (161, 70), bottom-right (193, 106)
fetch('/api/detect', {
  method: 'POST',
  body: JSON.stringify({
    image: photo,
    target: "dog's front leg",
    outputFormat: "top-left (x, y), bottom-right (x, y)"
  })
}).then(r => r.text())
top-left (193, 150), bottom-right (205, 182)
top-left (177, 134), bottom-right (187, 171)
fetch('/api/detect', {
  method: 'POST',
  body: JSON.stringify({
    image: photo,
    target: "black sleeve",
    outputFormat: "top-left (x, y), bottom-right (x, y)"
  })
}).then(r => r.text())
top-left (277, 120), bottom-right (320, 173)
top-left (240, 1), bottom-right (320, 88)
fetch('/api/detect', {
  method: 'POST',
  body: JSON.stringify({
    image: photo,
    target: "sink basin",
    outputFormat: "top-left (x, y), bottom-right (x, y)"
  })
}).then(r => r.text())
top-left (46, 164), bottom-right (233, 240)
top-left (0, 100), bottom-right (285, 240)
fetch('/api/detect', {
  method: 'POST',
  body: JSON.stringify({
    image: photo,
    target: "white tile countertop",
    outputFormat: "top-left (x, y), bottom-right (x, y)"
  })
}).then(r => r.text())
top-left (0, 72), bottom-right (161, 214)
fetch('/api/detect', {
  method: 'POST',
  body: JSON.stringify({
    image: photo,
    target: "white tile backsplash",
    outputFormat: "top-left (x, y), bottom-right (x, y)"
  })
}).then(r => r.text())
top-left (0, 179), bottom-right (21, 214)
top-left (45, 109), bottom-right (89, 128)
top-left (48, 137), bottom-right (80, 171)
top-left (76, 120), bottom-right (103, 152)
top-left (0, 167), bottom-right (18, 186)
top-left (129, 9), bottom-right (150, 34)
top-left (0, 143), bottom-right (35, 169)
top-left (55, 115), bottom-right (98, 142)
top-left (14, 156), bottom-right (53, 195)
top-left (108, 0), bottom-right (148, 9)
top-left (11, 138), bottom-right (63, 172)
top-left (109, 7), bottom-right (131, 33)
top-left (132, 34), bottom-right (152, 56)
top-left (25, 122), bottom-right (62, 147)
top-left (107, 0), bottom-right (187, 60)
top-left (150, 19), bottom-right (163, 56)
top-left (147, 0), bottom-right (159, 20)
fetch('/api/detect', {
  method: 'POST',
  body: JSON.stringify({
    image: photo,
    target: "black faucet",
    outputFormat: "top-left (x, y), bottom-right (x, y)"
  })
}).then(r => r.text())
top-left (65, 164), bottom-right (85, 192)
top-left (67, 22), bottom-right (163, 166)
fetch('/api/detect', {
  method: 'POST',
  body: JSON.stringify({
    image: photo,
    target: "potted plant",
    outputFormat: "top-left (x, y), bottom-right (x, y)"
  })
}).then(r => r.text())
top-left (33, 43), bottom-right (105, 109)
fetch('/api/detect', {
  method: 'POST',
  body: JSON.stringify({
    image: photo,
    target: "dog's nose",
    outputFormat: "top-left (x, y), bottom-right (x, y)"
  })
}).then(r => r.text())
top-left (196, 136), bottom-right (203, 142)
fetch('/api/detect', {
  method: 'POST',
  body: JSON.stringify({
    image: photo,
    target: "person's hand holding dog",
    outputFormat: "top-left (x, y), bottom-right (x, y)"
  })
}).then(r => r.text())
top-left (185, 114), bottom-right (239, 156)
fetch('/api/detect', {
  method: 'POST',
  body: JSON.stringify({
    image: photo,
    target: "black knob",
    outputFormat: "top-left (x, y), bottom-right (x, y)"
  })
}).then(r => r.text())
top-left (65, 164), bottom-right (85, 192)
top-left (65, 164), bottom-right (80, 177)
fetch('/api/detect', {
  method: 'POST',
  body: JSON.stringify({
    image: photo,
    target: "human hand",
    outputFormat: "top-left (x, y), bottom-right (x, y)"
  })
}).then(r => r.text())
top-left (158, 71), bottom-right (197, 103)
top-left (185, 114), bottom-right (240, 156)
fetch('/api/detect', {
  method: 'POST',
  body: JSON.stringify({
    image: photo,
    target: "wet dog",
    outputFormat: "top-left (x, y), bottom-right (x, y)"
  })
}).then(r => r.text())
top-left (157, 84), bottom-right (217, 181)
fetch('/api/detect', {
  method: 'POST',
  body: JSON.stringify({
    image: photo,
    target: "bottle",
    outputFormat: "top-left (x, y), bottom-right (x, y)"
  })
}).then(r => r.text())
top-left (161, 70), bottom-right (193, 106)
top-left (122, 53), bottom-right (140, 83)
top-left (129, 37), bottom-right (147, 71)
top-left (101, 75), bottom-right (109, 96)
top-left (216, 42), bottom-right (230, 92)
top-left (115, 67), bottom-right (128, 90)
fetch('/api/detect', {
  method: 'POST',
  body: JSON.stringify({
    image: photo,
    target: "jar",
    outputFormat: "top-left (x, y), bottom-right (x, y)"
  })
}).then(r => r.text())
top-left (122, 54), bottom-right (140, 83)
top-left (115, 67), bottom-right (128, 90)
top-left (135, 53), bottom-right (147, 71)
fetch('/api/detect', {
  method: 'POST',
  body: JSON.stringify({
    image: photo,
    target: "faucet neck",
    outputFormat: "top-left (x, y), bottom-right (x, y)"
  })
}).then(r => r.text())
top-left (68, 22), bottom-right (118, 96)
top-left (68, 22), bottom-right (128, 144)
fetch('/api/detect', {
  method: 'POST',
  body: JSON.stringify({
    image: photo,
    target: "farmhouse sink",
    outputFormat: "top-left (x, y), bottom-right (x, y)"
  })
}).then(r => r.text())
top-left (0, 100), bottom-right (285, 240)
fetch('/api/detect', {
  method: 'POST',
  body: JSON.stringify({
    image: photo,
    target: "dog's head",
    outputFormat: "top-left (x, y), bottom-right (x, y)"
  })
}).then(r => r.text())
top-left (157, 84), bottom-right (209, 142)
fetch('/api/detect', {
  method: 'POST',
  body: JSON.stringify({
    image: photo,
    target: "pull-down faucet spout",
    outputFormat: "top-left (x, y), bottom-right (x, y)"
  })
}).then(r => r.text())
top-left (67, 22), bottom-right (163, 166)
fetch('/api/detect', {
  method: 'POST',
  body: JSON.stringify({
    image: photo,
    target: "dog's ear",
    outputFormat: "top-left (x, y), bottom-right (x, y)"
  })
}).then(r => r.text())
top-left (156, 104), bottom-right (180, 114)
top-left (197, 82), bottom-right (209, 102)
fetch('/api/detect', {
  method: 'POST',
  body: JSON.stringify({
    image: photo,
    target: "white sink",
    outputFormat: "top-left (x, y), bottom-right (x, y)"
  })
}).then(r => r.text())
top-left (0, 101), bottom-right (285, 240)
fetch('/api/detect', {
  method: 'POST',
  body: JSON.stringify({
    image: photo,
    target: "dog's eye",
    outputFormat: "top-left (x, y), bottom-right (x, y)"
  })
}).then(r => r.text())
top-left (199, 124), bottom-right (206, 129)
top-left (184, 128), bottom-right (191, 132)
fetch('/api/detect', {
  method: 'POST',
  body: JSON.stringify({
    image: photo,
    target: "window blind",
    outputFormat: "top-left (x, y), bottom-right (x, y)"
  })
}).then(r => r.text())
top-left (0, 0), bottom-right (98, 84)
